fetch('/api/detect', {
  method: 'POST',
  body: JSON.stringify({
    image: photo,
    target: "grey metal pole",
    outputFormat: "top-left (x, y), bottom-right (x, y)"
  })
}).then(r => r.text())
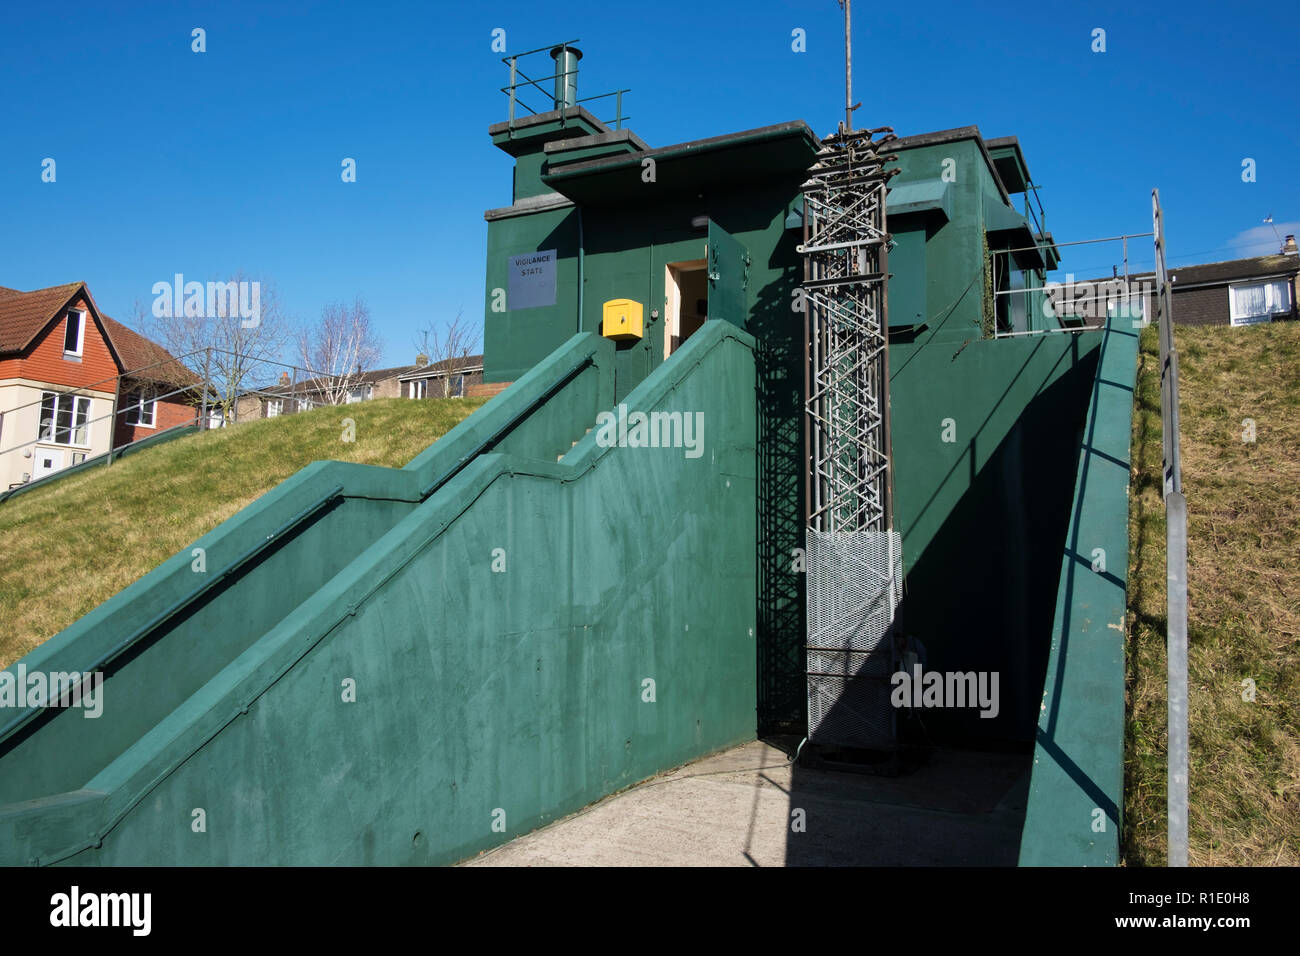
top-left (1166, 490), bottom-right (1189, 866)
top-left (109, 369), bottom-right (123, 465)
top-left (1122, 234), bottom-right (1129, 318)
top-left (508, 57), bottom-right (517, 131)
top-left (844, 0), bottom-right (853, 131)
top-left (1154, 188), bottom-right (1188, 866)
top-left (200, 347), bottom-right (211, 429)
top-left (879, 174), bottom-right (892, 531)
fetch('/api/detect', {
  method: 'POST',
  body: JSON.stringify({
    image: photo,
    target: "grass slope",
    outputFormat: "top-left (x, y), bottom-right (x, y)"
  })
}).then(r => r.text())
top-left (1126, 321), bottom-right (1299, 866)
top-left (0, 397), bottom-right (485, 668)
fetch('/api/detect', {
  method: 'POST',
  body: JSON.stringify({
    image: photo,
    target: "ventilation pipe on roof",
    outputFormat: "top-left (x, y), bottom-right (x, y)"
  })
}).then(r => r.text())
top-left (550, 45), bottom-right (581, 110)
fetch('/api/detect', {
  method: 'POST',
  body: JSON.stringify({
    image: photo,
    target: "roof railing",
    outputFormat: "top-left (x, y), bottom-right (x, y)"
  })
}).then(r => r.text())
top-left (989, 230), bottom-right (1157, 338)
top-left (1024, 182), bottom-right (1048, 238)
top-left (500, 40), bottom-right (630, 132)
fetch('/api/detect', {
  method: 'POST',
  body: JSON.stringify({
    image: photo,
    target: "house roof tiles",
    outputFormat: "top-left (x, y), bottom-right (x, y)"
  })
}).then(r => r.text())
top-left (0, 281), bottom-right (198, 388)
top-left (0, 282), bottom-right (85, 353)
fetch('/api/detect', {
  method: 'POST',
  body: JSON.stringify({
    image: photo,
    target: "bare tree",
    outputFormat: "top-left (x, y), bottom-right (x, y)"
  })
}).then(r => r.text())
top-left (298, 297), bottom-right (384, 406)
top-left (413, 310), bottom-right (482, 398)
top-left (136, 272), bottom-right (293, 424)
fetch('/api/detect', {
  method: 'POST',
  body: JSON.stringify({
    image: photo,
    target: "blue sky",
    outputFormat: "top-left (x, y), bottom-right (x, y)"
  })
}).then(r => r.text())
top-left (2, 0), bottom-right (1296, 368)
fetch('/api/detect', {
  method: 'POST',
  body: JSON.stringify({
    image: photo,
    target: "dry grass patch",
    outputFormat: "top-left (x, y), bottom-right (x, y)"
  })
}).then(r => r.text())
top-left (1125, 321), bottom-right (1300, 865)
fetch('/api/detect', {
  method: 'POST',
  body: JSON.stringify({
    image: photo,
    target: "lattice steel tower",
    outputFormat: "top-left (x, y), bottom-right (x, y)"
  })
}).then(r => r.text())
top-left (800, 126), bottom-right (903, 750)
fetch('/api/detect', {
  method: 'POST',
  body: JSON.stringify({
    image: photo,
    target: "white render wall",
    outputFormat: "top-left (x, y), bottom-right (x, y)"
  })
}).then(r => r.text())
top-left (0, 380), bottom-right (115, 490)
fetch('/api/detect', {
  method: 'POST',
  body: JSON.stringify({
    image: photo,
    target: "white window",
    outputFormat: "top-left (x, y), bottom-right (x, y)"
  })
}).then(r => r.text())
top-left (346, 385), bottom-right (370, 404)
top-left (267, 399), bottom-right (283, 418)
top-left (39, 392), bottom-right (92, 446)
top-left (409, 380), bottom-right (427, 399)
top-left (123, 389), bottom-right (156, 428)
top-left (63, 310), bottom-right (85, 356)
top-left (450, 374), bottom-right (465, 398)
top-left (297, 398), bottom-right (313, 413)
top-left (1229, 279), bottom-right (1292, 325)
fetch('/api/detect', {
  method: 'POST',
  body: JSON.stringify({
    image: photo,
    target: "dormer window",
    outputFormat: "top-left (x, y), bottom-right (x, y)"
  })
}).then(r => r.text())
top-left (64, 310), bottom-right (85, 356)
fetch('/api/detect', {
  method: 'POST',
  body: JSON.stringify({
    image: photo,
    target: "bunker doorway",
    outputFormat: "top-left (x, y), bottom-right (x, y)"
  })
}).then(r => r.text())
top-left (665, 259), bottom-right (708, 358)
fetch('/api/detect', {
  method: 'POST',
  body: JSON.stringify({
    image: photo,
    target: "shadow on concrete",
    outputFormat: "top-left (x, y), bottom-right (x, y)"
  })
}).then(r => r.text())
top-left (774, 737), bottom-right (1032, 866)
top-left (781, 335), bottom-right (1101, 864)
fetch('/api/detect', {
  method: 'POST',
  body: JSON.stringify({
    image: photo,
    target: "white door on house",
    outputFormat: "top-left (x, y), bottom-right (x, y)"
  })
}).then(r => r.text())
top-left (34, 448), bottom-right (65, 479)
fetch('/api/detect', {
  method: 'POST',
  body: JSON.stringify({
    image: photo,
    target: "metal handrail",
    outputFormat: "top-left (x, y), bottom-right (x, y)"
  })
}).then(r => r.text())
top-left (999, 232), bottom-right (1154, 256)
top-left (989, 231), bottom-right (1160, 335)
top-left (0, 378), bottom-right (205, 461)
top-left (1025, 182), bottom-right (1048, 237)
top-left (0, 346), bottom-right (351, 489)
top-left (0, 346), bottom-right (339, 420)
top-left (992, 324), bottom-right (1103, 339)
top-left (0, 347), bottom-right (211, 419)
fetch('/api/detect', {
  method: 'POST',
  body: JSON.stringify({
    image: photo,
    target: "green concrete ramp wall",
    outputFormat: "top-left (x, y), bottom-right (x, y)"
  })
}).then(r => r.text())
top-left (0, 333), bottom-right (612, 813)
top-left (1019, 314), bottom-right (1140, 865)
top-left (0, 321), bottom-right (756, 866)
top-left (887, 316), bottom-right (1137, 865)
top-left (889, 329), bottom-right (1105, 742)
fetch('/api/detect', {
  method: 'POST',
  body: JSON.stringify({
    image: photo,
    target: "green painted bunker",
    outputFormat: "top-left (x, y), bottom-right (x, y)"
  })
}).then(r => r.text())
top-left (0, 44), bottom-right (1137, 867)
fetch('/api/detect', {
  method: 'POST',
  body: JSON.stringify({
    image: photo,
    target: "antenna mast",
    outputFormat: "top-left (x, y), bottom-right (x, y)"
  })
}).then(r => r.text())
top-left (840, 0), bottom-right (853, 131)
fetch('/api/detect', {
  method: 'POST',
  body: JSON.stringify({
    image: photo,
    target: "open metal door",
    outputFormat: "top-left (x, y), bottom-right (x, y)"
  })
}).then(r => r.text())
top-left (707, 221), bottom-right (751, 328)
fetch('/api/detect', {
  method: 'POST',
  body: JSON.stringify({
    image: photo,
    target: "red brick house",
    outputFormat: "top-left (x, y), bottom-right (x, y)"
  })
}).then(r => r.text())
top-left (0, 281), bottom-right (201, 489)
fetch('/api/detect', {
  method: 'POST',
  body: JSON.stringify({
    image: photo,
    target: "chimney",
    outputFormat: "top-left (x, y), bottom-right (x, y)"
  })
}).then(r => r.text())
top-left (1284, 235), bottom-right (1298, 255)
top-left (550, 45), bottom-right (581, 110)
top-left (415, 353), bottom-right (429, 367)
top-left (278, 371), bottom-right (290, 386)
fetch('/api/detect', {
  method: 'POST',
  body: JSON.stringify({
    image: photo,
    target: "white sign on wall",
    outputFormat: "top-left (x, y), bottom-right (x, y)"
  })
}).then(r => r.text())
top-left (507, 249), bottom-right (557, 310)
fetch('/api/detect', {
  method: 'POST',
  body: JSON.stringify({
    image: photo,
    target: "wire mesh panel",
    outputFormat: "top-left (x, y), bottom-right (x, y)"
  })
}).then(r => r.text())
top-left (805, 529), bottom-right (903, 747)
top-left (801, 127), bottom-right (902, 749)
top-left (806, 529), bottom-right (901, 654)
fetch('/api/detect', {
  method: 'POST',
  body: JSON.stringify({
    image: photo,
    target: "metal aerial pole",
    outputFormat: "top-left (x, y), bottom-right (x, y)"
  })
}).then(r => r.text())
top-left (838, 0), bottom-right (863, 132)
top-left (841, 0), bottom-right (852, 131)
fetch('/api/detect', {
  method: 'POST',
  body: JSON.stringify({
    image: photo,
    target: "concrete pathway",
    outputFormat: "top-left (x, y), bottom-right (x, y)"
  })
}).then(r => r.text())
top-left (464, 739), bottom-right (1031, 866)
